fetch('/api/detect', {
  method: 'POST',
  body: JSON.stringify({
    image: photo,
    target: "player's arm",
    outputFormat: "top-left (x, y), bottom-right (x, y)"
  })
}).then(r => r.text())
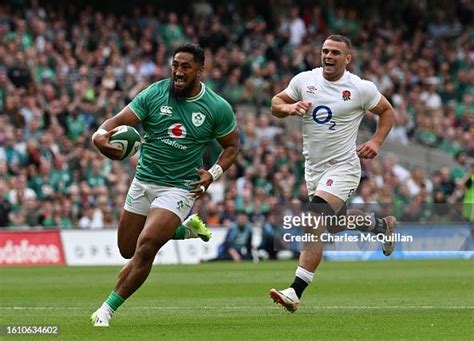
top-left (189, 129), bottom-right (240, 194)
top-left (356, 95), bottom-right (395, 159)
top-left (214, 129), bottom-right (240, 173)
top-left (271, 90), bottom-right (311, 118)
top-left (92, 105), bottom-right (141, 160)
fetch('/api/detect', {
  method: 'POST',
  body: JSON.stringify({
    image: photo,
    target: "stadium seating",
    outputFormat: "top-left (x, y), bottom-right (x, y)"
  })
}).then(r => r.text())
top-left (0, 0), bottom-right (472, 233)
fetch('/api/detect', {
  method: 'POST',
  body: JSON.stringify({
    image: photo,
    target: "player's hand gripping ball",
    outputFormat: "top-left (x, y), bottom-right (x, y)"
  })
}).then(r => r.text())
top-left (109, 125), bottom-right (141, 160)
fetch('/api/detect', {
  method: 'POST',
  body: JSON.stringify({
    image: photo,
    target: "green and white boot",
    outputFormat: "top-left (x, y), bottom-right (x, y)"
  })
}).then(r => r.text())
top-left (90, 306), bottom-right (112, 327)
top-left (183, 214), bottom-right (211, 242)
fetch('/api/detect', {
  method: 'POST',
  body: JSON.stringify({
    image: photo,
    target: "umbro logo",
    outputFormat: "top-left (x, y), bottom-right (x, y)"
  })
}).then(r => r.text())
top-left (306, 85), bottom-right (317, 94)
top-left (160, 106), bottom-right (173, 116)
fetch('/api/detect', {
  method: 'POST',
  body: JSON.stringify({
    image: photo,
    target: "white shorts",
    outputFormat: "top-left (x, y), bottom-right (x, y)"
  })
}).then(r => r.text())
top-left (306, 158), bottom-right (361, 202)
top-left (124, 178), bottom-right (195, 222)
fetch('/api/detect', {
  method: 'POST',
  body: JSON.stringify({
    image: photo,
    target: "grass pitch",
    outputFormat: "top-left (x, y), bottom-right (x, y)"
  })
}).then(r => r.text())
top-left (1, 259), bottom-right (473, 340)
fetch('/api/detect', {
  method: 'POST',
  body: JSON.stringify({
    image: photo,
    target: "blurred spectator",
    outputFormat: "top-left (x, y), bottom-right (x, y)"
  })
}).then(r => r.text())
top-left (386, 103), bottom-right (409, 145)
top-left (0, 179), bottom-right (11, 227)
top-left (8, 174), bottom-right (36, 208)
top-left (406, 167), bottom-right (433, 197)
top-left (451, 152), bottom-right (468, 182)
top-left (383, 153), bottom-right (410, 182)
top-left (255, 213), bottom-right (277, 260)
top-left (216, 211), bottom-right (252, 261)
top-left (288, 7), bottom-right (307, 46)
top-left (438, 166), bottom-right (456, 196)
top-left (78, 205), bottom-right (103, 229)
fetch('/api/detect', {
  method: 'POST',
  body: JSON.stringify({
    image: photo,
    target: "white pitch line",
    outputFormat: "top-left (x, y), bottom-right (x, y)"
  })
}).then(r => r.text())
top-left (0, 306), bottom-right (473, 310)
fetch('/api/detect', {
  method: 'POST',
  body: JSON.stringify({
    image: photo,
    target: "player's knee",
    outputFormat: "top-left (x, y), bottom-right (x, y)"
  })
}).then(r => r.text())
top-left (310, 196), bottom-right (345, 233)
top-left (310, 196), bottom-right (335, 215)
top-left (134, 238), bottom-right (159, 264)
top-left (117, 238), bottom-right (135, 259)
top-left (119, 246), bottom-right (134, 259)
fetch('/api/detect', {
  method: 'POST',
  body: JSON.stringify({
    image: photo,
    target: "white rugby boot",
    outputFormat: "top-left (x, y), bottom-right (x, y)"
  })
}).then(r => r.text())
top-left (270, 287), bottom-right (300, 313)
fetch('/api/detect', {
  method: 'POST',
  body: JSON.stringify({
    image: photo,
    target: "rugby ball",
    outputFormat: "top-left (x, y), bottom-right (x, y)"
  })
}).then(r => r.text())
top-left (109, 125), bottom-right (141, 160)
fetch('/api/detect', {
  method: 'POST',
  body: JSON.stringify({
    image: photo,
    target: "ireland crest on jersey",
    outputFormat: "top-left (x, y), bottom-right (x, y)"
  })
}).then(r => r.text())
top-left (192, 112), bottom-right (205, 127)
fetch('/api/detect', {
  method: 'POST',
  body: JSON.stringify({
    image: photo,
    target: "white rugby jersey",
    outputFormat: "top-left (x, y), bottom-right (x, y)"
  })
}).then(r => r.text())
top-left (285, 67), bottom-right (381, 176)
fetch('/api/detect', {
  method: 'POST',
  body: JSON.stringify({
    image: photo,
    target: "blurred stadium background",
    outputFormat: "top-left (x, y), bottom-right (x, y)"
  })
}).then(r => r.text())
top-left (0, 0), bottom-right (473, 338)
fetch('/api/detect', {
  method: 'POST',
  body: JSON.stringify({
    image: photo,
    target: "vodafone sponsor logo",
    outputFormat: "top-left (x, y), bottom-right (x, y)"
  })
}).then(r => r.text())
top-left (158, 137), bottom-right (187, 150)
top-left (0, 231), bottom-right (65, 265)
top-left (168, 123), bottom-right (186, 139)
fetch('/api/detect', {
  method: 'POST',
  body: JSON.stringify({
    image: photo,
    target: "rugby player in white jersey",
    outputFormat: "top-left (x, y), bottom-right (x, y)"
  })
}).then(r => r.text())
top-left (269, 35), bottom-right (398, 312)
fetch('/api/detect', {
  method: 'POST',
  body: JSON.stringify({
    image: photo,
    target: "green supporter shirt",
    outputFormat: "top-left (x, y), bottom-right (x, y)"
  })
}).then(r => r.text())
top-left (129, 79), bottom-right (236, 190)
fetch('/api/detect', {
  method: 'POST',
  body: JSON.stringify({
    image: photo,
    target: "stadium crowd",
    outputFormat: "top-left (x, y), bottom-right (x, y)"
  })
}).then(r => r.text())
top-left (0, 0), bottom-right (472, 239)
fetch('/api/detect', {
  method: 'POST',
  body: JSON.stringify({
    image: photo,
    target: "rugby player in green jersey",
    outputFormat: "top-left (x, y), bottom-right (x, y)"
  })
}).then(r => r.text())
top-left (90, 44), bottom-right (239, 326)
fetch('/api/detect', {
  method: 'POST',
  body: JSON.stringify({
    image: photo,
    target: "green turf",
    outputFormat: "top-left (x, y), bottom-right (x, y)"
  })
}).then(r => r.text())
top-left (1, 259), bottom-right (473, 340)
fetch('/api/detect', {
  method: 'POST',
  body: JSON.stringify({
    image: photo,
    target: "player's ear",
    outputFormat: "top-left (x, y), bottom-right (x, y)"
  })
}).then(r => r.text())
top-left (197, 65), bottom-right (204, 77)
top-left (345, 53), bottom-right (352, 66)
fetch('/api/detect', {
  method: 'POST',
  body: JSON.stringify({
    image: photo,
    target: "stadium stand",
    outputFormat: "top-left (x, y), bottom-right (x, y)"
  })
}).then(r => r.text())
top-left (0, 0), bottom-right (472, 238)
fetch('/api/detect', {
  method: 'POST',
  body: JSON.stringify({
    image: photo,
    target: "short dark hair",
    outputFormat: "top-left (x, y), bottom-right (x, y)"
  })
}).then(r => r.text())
top-left (326, 35), bottom-right (352, 51)
top-left (173, 43), bottom-right (205, 66)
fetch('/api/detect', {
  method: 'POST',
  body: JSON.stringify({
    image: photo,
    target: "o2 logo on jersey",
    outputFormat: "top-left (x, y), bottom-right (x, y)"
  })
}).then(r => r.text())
top-left (168, 123), bottom-right (187, 139)
top-left (312, 105), bottom-right (336, 130)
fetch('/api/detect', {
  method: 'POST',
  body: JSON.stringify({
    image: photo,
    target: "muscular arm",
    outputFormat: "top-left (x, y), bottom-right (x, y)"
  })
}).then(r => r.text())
top-left (97, 105), bottom-right (141, 131)
top-left (271, 91), bottom-right (296, 118)
top-left (271, 90), bottom-right (311, 118)
top-left (215, 129), bottom-right (240, 172)
top-left (189, 128), bottom-right (240, 194)
top-left (357, 95), bottom-right (395, 159)
top-left (92, 105), bottom-right (141, 160)
top-left (369, 95), bottom-right (395, 146)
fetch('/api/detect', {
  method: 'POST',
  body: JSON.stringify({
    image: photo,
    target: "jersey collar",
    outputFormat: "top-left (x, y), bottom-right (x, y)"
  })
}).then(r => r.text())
top-left (320, 69), bottom-right (349, 84)
top-left (186, 83), bottom-right (206, 102)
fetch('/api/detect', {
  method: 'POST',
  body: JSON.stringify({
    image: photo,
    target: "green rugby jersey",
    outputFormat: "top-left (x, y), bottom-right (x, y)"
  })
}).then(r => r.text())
top-left (129, 79), bottom-right (236, 190)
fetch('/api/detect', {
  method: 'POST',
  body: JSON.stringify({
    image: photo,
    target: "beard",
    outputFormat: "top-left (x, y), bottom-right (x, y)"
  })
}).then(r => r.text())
top-left (169, 78), bottom-right (195, 98)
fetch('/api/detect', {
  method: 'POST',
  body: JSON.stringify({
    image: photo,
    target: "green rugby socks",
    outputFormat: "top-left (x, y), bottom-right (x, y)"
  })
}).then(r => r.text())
top-left (173, 225), bottom-right (187, 239)
top-left (105, 290), bottom-right (125, 312)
